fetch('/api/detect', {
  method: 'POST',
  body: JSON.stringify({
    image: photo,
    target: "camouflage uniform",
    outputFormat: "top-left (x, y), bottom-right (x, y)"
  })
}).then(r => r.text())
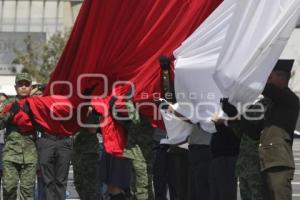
top-left (229, 101), bottom-right (265, 200)
top-left (0, 73), bottom-right (38, 200)
top-left (0, 102), bottom-right (37, 200)
top-left (116, 100), bottom-right (153, 200)
top-left (124, 117), bottom-right (153, 200)
top-left (236, 134), bottom-right (263, 200)
top-left (73, 129), bottom-right (100, 200)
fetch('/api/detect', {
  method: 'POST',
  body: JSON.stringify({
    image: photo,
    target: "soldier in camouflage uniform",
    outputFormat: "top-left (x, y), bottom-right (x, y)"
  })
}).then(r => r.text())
top-left (73, 108), bottom-right (101, 200)
top-left (0, 73), bottom-right (37, 200)
top-left (236, 134), bottom-right (263, 200)
top-left (123, 112), bottom-right (153, 199)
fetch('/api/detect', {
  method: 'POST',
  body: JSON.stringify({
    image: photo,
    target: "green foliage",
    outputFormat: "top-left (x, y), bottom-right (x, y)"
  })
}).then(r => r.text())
top-left (12, 31), bottom-right (70, 83)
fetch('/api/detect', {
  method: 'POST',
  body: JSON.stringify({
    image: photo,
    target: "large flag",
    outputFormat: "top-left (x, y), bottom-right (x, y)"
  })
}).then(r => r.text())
top-left (38, 0), bottom-right (222, 155)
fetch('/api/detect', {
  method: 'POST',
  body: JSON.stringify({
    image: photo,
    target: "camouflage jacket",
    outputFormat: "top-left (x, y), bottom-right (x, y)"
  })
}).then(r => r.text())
top-left (0, 98), bottom-right (37, 164)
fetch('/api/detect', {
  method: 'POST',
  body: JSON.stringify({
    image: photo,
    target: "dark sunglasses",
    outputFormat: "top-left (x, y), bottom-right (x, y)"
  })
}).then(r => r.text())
top-left (16, 81), bottom-right (31, 87)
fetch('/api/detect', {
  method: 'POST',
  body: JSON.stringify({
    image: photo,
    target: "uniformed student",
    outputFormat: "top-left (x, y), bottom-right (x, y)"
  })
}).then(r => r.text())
top-left (0, 73), bottom-right (37, 200)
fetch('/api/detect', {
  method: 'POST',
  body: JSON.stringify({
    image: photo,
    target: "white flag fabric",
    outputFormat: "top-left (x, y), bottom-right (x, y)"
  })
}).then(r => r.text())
top-left (160, 106), bottom-right (194, 145)
top-left (214, 0), bottom-right (300, 104)
top-left (172, 0), bottom-right (237, 133)
top-left (169, 0), bottom-right (300, 135)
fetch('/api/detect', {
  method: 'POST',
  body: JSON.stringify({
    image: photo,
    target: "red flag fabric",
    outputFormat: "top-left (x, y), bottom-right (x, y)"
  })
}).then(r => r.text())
top-left (0, 100), bottom-right (34, 133)
top-left (0, 96), bottom-right (85, 136)
top-left (38, 0), bottom-right (223, 155)
top-left (26, 95), bottom-right (85, 136)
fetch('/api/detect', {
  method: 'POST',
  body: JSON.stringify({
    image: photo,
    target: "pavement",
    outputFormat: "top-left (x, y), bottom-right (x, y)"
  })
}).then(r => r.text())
top-left (66, 165), bottom-right (79, 199)
top-left (292, 138), bottom-right (300, 199)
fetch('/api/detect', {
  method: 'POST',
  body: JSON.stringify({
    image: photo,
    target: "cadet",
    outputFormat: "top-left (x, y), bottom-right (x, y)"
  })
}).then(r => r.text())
top-left (73, 108), bottom-right (101, 200)
top-left (0, 73), bottom-right (37, 200)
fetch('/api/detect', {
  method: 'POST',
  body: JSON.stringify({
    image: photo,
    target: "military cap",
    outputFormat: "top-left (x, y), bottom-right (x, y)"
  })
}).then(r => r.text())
top-left (15, 73), bottom-right (32, 84)
top-left (273, 59), bottom-right (295, 74)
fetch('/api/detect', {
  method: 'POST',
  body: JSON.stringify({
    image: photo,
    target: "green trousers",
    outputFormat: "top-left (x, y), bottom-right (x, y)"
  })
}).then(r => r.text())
top-left (124, 143), bottom-right (152, 200)
top-left (239, 173), bottom-right (263, 200)
top-left (2, 161), bottom-right (36, 200)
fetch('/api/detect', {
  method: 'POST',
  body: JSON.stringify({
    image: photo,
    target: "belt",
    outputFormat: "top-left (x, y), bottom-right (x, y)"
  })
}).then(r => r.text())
top-left (41, 132), bottom-right (70, 141)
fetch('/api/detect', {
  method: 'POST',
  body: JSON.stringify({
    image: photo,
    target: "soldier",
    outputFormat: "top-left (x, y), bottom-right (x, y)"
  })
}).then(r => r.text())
top-left (222, 59), bottom-right (299, 200)
top-left (0, 73), bottom-right (37, 200)
top-left (237, 135), bottom-right (263, 200)
top-left (259, 59), bottom-right (299, 200)
top-left (122, 104), bottom-right (153, 200)
top-left (73, 107), bottom-right (101, 200)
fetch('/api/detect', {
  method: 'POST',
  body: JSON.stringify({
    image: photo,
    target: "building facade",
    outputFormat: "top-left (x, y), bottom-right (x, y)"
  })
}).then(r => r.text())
top-left (0, 0), bottom-right (82, 37)
top-left (0, 0), bottom-right (83, 95)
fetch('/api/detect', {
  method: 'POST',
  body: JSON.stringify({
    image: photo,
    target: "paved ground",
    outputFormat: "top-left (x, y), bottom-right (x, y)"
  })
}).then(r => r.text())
top-left (291, 138), bottom-right (300, 199)
top-left (66, 165), bottom-right (79, 199)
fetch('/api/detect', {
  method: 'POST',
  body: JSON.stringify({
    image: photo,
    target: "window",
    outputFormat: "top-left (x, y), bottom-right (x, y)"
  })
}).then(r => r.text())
top-left (2, 0), bottom-right (16, 31)
top-left (30, 1), bottom-right (43, 32)
top-left (16, 1), bottom-right (30, 32)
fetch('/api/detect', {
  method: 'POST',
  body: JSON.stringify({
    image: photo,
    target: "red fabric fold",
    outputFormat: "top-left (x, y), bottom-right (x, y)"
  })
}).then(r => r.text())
top-left (26, 96), bottom-right (82, 136)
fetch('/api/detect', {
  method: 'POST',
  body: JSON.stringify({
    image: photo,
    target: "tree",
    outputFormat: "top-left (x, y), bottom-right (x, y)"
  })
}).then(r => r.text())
top-left (12, 31), bottom-right (70, 83)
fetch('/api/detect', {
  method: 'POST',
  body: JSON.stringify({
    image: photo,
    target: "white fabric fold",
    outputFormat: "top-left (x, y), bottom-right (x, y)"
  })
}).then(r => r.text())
top-left (213, 0), bottom-right (300, 103)
top-left (173, 0), bottom-right (237, 133)
top-left (160, 108), bottom-right (194, 145)
top-left (169, 0), bottom-right (300, 137)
